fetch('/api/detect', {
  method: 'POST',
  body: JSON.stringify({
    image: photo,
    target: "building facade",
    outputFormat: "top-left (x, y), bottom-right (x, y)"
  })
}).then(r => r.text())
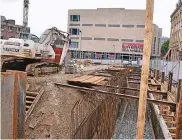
top-left (1, 16), bottom-right (30, 39)
top-left (68, 8), bottom-right (162, 62)
top-left (167, 0), bottom-right (182, 60)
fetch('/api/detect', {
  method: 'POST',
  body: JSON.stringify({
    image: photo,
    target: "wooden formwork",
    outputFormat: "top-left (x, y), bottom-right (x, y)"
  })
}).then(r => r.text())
top-left (151, 69), bottom-right (182, 139)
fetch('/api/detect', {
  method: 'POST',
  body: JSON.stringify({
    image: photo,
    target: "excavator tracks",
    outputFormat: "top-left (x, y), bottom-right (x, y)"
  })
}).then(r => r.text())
top-left (26, 62), bottom-right (60, 76)
top-left (1, 55), bottom-right (61, 76)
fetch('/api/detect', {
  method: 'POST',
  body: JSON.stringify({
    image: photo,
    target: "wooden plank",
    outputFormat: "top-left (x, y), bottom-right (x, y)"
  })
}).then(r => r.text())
top-left (106, 85), bottom-right (167, 96)
top-left (55, 83), bottom-right (176, 108)
top-left (25, 87), bottom-right (44, 121)
top-left (93, 77), bottom-right (106, 84)
top-left (26, 96), bottom-right (35, 100)
top-left (136, 0), bottom-right (154, 138)
top-left (83, 76), bottom-right (103, 83)
top-left (69, 75), bottom-right (93, 82)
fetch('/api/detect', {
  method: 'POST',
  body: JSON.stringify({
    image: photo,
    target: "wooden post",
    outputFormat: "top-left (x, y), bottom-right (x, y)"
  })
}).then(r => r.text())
top-left (155, 70), bottom-right (159, 80)
top-left (153, 69), bottom-right (156, 79)
top-left (176, 79), bottom-right (182, 103)
top-left (175, 88), bottom-right (182, 139)
top-left (167, 72), bottom-right (173, 92)
top-left (161, 72), bottom-right (165, 83)
top-left (136, 0), bottom-right (154, 139)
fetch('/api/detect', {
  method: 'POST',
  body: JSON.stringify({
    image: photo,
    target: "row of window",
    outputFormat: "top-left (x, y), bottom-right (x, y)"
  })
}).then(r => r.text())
top-left (70, 37), bottom-right (144, 43)
top-left (69, 15), bottom-right (145, 28)
top-left (70, 50), bottom-right (142, 60)
top-left (1, 25), bottom-right (22, 32)
top-left (70, 39), bottom-right (144, 48)
top-left (69, 23), bottom-right (145, 28)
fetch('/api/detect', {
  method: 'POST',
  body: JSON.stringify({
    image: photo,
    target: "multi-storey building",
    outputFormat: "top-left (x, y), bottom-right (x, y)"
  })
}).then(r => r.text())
top-left (1, 16), bottom-right (30, 39)
top-left (167, 0), bottom-right (182, 60)
top-left (67, 8), bottom-right (162, 62)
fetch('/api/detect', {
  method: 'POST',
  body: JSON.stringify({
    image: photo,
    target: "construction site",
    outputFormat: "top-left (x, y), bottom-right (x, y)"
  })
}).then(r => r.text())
top-left (1, 0), bottom-right (182, 139)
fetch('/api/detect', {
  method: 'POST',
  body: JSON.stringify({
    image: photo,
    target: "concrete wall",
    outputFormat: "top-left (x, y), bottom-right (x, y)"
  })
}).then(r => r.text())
top-left (68, 8), bottom-right (162, 57)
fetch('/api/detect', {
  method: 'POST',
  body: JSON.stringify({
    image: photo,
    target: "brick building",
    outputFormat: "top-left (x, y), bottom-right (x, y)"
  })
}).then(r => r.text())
top-left (1, 16), bottom-right (30, 39)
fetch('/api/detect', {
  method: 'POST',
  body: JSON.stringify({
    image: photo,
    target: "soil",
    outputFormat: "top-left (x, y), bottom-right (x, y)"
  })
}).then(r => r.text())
top-left (25, 65), bottom-right (107, 139)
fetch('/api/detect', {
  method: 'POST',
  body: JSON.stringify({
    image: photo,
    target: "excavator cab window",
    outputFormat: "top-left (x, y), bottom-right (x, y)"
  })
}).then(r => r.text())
top-left (20, 33), bottom-right (29, 40)
top-left (31, 34), bottom-right (39, 43)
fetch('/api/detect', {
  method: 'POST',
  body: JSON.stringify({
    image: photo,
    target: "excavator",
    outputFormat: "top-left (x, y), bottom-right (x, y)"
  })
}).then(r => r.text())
top-left (1, 27), bottom-right (70, 76)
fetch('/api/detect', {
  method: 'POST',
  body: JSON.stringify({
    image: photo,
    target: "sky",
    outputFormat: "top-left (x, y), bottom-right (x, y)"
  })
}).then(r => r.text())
top-left (0, 0), bottom-right (177, 37)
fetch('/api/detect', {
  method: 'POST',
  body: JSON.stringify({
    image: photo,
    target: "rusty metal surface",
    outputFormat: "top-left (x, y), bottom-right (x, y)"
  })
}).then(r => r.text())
top-left (1, 71), bottom-right (26, 139)
top-left (70, 70), bottom-right (129, 139)
top-left (1, 72), bottom-right (14, 139)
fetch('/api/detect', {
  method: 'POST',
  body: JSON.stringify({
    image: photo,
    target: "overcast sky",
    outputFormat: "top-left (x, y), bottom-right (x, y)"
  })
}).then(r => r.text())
top-left (0, 0), bottom-right (177, 37)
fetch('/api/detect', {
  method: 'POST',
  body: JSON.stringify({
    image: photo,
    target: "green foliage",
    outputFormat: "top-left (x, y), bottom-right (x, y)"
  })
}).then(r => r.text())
top-left (161, 40), bottom-right (169, 56)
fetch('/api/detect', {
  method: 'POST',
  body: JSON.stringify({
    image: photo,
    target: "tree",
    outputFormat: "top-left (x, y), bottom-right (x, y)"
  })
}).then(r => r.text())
top-left (161, 40), bottom-right (169, 56)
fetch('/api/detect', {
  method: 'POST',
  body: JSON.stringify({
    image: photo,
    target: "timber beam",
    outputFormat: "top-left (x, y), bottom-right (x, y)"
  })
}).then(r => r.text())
top-left (105, 85), bottom-right (167, 96)
top-left (55, 83), bottom-right (176, 110)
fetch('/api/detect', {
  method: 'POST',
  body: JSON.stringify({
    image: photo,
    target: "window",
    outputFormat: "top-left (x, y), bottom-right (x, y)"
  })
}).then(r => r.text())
top-left (69, 28), bottom-right (80, 35)
top-left (31, 35), bottom-right (39, 43)
top-left (136, 40), bottom-right (144, 43)
top-left (1, 25), bottom-right (4, 31)
top-left (82, 24), bottom-right (93, 26)
top-left (70, 37), bottom-right (79, 39)
top-left (122, 25), bottom-right (134, 28)
top-left (81, 37), bottom-right (92, 40)
top-left (108, 24), bottom-right (120, 27)
top-left (70, 41), bottom-right (79, 48)
top-left (8, 26), bottom-right (13, 31)
top-left (154, 37), bottom-right (156, 47)
top-left (70, 15), bottom-right (80, 22)
top-left (107, 38), bottom-right (119, 41)
top-left (95, 24), bottom-right (106, 27)
top-left (137, 25), bottom-right (145, 28)
top-left (19, 33), bottom-right (29, 40)
top-left (94, 38), bottom-right (105, 40)
top-left (69, 24), bottom-right (80, 26)
top-left (121, 39), bottom-right (133, 42)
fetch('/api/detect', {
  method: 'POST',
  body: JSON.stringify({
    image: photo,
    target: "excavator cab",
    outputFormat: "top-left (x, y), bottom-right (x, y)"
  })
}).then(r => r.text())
top-left (19, 32), bottom-right (40, 43)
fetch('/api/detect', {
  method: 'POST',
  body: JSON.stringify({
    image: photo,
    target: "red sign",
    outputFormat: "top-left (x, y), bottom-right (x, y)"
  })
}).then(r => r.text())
top-left (122, 42), bottom-right (144, 53)
top-left (108, 53), bottom-right (115, 58)
top-left (96, 53), bottom-right (102, 57)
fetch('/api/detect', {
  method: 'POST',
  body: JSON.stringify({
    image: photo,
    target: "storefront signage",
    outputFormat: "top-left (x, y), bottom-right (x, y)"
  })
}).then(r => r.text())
top-left (122, 42), bottom-right (144, 53)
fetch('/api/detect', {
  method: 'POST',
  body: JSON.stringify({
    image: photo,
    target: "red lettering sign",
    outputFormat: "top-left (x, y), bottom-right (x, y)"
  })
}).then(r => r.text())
top-left (122, 42), bottom-right (144, 53)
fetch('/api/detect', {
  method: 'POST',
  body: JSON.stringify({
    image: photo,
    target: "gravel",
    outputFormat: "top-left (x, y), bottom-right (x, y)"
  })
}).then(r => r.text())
top-left (113, 99), bottom-right (154, 139)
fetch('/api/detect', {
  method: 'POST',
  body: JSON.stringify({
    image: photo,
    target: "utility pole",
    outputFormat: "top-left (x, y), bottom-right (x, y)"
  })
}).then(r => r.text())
top-left (136, 0), bottom-right (154, 139)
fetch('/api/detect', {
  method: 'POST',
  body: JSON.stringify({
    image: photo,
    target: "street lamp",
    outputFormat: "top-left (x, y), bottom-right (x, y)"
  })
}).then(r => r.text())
top-left (79, 30), bottom-right (82, 62)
